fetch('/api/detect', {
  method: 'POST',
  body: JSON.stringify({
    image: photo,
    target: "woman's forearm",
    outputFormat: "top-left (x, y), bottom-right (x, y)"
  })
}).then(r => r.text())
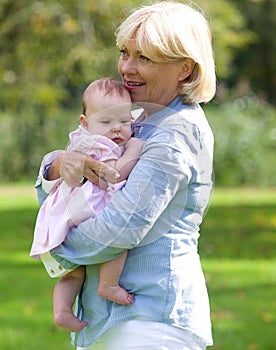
top-left (50, 138), bottom-right (188, 266)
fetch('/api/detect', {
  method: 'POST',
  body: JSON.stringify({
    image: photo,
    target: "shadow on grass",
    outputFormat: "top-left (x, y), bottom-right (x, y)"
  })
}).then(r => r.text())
top-left (0, 208), bottom-right (38, 251)
top-left (201, 203), bottom-right (276, 259)
top-left (2, 203), bottom-right (275, 260)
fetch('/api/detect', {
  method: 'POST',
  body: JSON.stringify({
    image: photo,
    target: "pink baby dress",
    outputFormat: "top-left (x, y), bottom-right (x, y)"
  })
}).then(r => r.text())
top-left (30, 126), bottom-right (125, 259)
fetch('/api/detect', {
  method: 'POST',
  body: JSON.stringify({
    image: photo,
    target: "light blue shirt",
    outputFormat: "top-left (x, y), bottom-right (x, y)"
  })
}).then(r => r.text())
top-left (36, 96), bottom-right (214, 347)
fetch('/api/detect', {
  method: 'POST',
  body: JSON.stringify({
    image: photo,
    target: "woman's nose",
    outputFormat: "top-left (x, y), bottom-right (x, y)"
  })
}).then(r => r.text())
top-left (119, 57), bottom-right (137, 75)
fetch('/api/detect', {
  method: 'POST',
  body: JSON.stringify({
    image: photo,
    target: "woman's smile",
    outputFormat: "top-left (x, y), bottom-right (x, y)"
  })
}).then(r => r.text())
top-left (125, 80), bottom-right (145, 88)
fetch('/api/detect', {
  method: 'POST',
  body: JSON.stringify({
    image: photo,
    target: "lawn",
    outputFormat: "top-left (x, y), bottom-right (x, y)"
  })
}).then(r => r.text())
top-left (0, 184), bottom-right (275, 350)
top-left (200, 187), bottom-right (276, 350)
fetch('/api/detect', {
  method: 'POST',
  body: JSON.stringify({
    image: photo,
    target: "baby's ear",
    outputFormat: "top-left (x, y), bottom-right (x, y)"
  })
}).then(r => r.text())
top-left (79, 114), bottom-right (88, 127)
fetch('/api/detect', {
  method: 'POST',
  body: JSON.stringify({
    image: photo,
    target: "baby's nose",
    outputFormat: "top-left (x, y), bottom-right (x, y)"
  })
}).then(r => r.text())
top-left (111, 125), bottom-right (121, 132)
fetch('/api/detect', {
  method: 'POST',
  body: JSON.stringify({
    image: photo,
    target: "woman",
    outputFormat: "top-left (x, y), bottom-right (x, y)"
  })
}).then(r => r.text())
top-left (36, 1), bottom-right (216, 349)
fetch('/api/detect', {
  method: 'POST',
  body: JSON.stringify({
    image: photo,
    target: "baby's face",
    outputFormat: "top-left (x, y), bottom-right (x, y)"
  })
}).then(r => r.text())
top-left (86, 94), bottom-right (132, 146)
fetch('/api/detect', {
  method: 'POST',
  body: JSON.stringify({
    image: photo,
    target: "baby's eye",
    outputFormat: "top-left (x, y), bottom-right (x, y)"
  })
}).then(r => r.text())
top-left (120, 119), bottom-right (131, 124)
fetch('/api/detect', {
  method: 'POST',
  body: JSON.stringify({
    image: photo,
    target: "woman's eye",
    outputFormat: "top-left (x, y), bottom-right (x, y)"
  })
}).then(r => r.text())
top-left (120, 49), bottom-right (128, 57)
top-left (139, 54), bottom-right (150, 62)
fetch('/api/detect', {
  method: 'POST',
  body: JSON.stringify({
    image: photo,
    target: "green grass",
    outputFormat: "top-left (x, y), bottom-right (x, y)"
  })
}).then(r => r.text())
top-left (0, 185), bottom-right (275, 349)
top-left (0, 184), bottom-right (70, 349)
top-left (200, 187), bottom-right (276, 350)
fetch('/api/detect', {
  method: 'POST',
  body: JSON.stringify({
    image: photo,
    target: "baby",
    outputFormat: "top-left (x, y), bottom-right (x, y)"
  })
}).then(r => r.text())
top-left (30, 78), bottom-right (144, 332)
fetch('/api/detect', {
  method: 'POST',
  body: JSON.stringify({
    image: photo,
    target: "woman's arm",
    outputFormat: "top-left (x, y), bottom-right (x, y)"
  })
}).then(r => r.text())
top-left (51, 132), bottom-right (191, 268)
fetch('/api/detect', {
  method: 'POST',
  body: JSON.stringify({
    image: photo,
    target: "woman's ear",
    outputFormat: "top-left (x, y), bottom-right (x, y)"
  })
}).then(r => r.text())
top-left (178, 58), bottom-right (195, 81)
top-left (79, 114), bottom-right (88, 127)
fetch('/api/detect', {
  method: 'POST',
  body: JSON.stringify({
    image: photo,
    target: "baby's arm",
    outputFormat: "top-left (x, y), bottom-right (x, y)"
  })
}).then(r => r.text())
top-left (110, 138), bottom-right (144, 182)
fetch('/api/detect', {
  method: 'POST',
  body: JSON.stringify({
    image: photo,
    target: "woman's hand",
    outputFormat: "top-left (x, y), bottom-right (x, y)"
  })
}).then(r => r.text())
top-left (47, 151), bottom-right (120, 188)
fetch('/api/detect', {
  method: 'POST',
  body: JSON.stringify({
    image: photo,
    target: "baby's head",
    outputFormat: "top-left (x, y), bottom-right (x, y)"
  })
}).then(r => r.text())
top-left (80, 78), bottom-right (132, 145)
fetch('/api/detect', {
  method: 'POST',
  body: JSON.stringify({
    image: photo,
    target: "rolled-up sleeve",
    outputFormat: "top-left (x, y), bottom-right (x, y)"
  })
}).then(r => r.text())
top-left (51, 131), bottom-right (191, 268)
top-left (35, 150), bottom-right (63, 205)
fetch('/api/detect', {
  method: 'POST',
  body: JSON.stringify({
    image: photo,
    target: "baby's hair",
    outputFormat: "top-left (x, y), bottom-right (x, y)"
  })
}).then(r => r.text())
top-left (82, 78), bottom-right (130, 115)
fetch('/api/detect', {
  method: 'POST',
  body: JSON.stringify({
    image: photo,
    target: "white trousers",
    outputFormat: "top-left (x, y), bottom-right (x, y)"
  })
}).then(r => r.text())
top-left (77, 320), bottom-right (207, 350)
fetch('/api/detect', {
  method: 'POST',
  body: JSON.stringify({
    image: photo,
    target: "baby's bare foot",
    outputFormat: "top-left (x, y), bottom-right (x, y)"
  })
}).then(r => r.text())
top-left (54, 310), bottom-right (88, 332)
top-left (98, 284), bottom-right (134, 305)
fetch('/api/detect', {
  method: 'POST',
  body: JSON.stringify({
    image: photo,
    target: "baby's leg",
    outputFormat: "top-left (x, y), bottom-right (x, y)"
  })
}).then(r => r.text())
top-left (98, 250), bottom-right (134, 305)
top-left (53, 265), bottom-right (88, 332)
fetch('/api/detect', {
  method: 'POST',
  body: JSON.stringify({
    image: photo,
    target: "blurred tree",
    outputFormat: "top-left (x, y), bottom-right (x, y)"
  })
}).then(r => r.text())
top-left (196, 0), bottom-right (254, 80)
top-left (0, 0), bottom-right (270, 183)
top-left (0, 0), bottom-right (252, 114)
top-left (0, 0), bottom-right (135, 180)
top-left (205, 95), bottom-right (276, 186)
top-left (230, 0), bottom-right (276, 105)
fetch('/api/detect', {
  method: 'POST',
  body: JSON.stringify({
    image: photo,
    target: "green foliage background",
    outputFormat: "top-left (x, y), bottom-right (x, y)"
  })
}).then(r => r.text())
top-left (0, 0), bottom-right (275, 186)
top-left (205, 96), bottom-right (276, 186)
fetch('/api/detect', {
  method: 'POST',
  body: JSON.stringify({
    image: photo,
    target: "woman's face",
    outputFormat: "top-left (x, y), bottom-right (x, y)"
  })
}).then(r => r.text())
top-left (118, 39), bottom-right (190, 107)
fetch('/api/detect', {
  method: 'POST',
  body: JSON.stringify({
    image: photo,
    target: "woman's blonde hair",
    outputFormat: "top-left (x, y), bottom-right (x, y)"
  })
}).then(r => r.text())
top-left (116, 1), bottom-right (216, 104)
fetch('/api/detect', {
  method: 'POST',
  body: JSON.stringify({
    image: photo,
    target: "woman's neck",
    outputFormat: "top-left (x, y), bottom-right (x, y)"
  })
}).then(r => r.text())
top-left (134, 102), bottom-right (165, 122)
